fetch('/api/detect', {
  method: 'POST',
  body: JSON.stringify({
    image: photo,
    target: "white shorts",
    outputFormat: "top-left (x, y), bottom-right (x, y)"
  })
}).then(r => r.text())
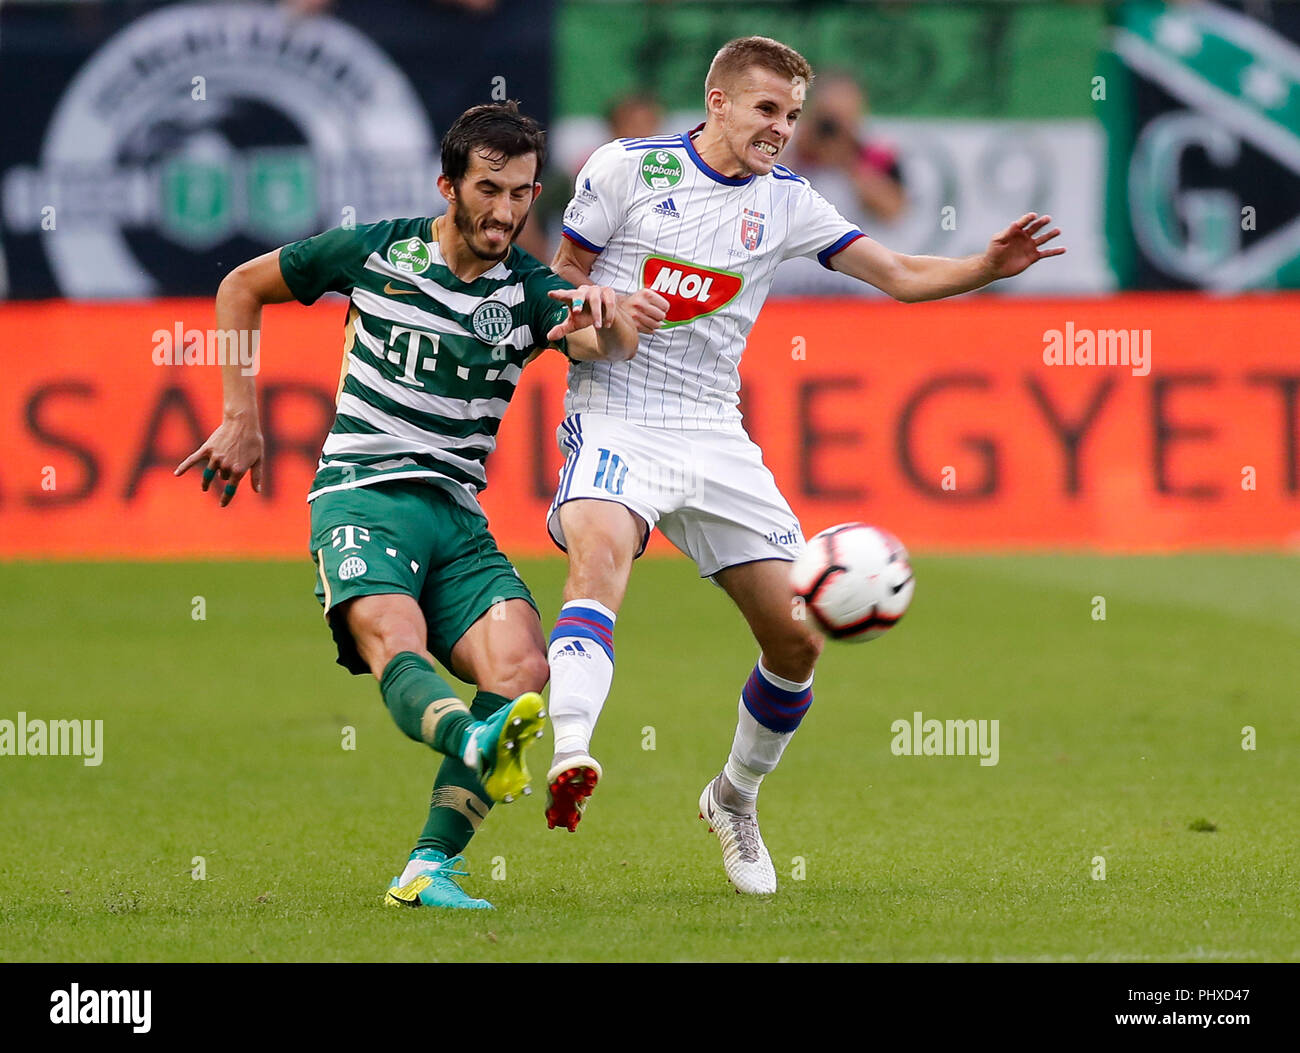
top-left (547, 413), bottom-right (804, 579)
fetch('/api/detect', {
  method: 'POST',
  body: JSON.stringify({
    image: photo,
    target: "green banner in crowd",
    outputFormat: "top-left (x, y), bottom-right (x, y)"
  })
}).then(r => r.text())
top-left (1102, 0), bottom-right (1300, 290)
top-left (558, 0), bottom-right (1102, 119)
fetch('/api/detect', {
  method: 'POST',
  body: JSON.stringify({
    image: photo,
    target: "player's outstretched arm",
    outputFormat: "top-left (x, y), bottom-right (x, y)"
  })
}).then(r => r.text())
top-left (830, 213), bottom-right (1065, 303)
top-left (551, 235), bottom-right (598, 288)
top-left (552, 235), bottom-right (665, 335)
top-left (174, 249), bottom-right (296, 506)
top-left (546, 285), bottom-right (666, 362)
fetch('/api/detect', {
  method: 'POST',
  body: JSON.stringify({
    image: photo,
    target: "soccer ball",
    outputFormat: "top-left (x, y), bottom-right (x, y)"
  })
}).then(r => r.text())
top-left (790, 523), bottom-right (915, 642)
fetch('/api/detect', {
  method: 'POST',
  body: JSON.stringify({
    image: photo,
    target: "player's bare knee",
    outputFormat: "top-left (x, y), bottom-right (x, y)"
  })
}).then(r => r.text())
top-left (563, 505), bottom-right (640, 568)
top-left (564, 535), bottom-right (636, 608)
top-left (568, 542), bottom-right (631, 587)
top-left (345, 599), bottom-right (426, 675)
top-left (515, 648), bottom-right (551, 694)
top-left (484, 647), bottom-right (549, 698)
top-left (764, 629), bottom-right (823, 682)
top-left (806, 630), bottom-right (826, 667)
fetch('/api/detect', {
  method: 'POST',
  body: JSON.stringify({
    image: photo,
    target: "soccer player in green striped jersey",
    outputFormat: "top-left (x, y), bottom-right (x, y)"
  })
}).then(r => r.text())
top-left (177, 102), bottom-right (666, 909)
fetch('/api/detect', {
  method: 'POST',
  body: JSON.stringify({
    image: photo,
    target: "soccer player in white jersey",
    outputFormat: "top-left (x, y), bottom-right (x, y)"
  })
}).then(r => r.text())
top-left (543, 37), bottom-right (1064, 893)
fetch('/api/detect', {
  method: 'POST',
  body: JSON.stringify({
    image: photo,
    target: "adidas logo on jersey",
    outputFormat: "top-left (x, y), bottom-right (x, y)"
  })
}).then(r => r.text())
top-left (556, 641), bottom-right (592, 660)
top-left (651, 197), bottom-right (681, 218)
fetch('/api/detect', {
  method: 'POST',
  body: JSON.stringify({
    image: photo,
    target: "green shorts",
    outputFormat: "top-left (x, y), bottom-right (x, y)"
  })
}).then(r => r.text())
top-left (309, 480), bottom-right (537, 676)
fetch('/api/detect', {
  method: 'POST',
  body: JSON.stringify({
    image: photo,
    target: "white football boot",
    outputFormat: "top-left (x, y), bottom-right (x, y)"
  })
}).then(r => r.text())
top-left (698, 775), bottom-right (777, 894)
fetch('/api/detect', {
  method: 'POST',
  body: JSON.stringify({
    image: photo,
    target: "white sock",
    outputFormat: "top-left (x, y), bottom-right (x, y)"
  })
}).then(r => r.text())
top-left (399, 855), bottom-right (438, 884)
top-left (724, 662), bottom-right (814, 802)
top-left (547, 599), bottom-right (617, 759)
top-left (461, 730), bottom-right (481, 772)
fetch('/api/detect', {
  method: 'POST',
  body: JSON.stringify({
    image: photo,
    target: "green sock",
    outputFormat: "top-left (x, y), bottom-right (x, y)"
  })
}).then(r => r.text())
top-left (416, 691), bottom-right (511, 857)
top-left (378, 652), bottom-right (475, 759)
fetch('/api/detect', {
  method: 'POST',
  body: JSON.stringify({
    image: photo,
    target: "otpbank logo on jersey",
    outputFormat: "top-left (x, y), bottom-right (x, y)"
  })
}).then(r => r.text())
top-left (642, 255), bottom-right (744, 327)
top-left (740, 209), bottom-right (765, 251)
top-left (640, 151), bottom-right (684, 191)
top-left (388, 238), bottom-right (431, 275)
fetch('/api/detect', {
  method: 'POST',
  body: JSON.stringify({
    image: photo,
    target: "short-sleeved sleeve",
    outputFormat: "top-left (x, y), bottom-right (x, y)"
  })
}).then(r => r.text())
top-left (521, 263), bottom-right (575, 357)
top-left (560, 142), bottom-right (633, 255)
top-left (279, 224), bottom-right (375, 305)
top-left (780, 183), bottom-right (867, 269)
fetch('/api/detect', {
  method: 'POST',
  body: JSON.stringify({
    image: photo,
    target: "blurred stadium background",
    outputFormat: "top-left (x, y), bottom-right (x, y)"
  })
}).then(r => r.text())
top-left (1, 0), bottom-right (1298, 964)
top-left (1, 0), bottom-right (1296, 556)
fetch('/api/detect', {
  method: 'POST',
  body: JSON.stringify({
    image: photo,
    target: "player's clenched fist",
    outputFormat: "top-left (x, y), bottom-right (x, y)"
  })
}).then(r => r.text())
top-left (174, 416), bottom-right (265, 507)
top-left (620, 289), bottom-right (670, 334)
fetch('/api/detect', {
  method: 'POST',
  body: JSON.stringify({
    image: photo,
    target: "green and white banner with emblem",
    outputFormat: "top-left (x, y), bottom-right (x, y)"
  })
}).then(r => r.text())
top-left (1101, 0), bottom-right (1300, 290)
top-left (0, 0), bottom-right (557, 298)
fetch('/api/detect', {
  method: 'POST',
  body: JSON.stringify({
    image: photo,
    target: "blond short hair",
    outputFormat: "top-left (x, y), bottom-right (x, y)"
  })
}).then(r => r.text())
top-left (705, 36), bottom-right (814, 97)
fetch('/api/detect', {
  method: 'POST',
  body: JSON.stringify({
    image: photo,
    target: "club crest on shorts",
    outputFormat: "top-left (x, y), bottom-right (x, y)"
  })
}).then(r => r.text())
top-left (338, 556), bottom-right (367, 580)
top-left (740, 209), bottom-right (765, 251)
top-left (470, 300), bottom-right (513, 343)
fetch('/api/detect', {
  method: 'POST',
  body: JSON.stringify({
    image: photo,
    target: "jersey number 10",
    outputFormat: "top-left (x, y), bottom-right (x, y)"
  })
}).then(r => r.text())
top-left (592, 448), bottom-right (629, 495)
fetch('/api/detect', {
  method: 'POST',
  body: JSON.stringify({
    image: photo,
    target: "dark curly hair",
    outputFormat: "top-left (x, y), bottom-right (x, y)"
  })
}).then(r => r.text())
top-left (441, 101), bottom-right (547, 186)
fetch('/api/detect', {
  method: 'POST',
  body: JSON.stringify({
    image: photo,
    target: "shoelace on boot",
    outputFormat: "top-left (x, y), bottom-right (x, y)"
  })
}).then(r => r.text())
top-left (729, 811), bottom-right (762, 862)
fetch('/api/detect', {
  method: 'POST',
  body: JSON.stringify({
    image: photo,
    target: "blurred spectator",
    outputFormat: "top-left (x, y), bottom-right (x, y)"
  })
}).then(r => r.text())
top-left (787, 72), bottom-right (906, 224)
top-left (518, 91), bottom-right (664, 263)
top-left (772, 71), bottom-right (906, 296)
top-left (605, 91), bottom-right (665, 143)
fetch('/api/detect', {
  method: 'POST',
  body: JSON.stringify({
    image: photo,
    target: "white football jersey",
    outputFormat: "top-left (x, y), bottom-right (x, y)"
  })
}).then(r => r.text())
top-left (561, 128), bottom-right (864, 430)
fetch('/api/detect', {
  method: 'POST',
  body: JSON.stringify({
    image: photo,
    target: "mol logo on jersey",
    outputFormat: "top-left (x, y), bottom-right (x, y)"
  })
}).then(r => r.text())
top-left (642, 255), bottom-right (743, 327)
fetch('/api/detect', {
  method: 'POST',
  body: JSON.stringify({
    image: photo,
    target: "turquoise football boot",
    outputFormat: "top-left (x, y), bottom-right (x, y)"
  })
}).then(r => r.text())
top-left (384, 850), bottom-right (493, 910)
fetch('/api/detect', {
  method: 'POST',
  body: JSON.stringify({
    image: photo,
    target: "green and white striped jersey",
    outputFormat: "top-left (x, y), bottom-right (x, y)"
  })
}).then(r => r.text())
top-left (279, 217), bottom-right (572, 514)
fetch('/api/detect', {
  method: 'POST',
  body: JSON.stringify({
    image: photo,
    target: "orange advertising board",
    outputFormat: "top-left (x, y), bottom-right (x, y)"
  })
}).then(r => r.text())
top-left (0, 295), bottom-right (1296, 558)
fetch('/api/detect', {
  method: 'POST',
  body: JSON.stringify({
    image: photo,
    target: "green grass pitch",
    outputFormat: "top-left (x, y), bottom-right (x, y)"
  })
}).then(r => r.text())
top-left (1, 554), bottom-right (1297, 962)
